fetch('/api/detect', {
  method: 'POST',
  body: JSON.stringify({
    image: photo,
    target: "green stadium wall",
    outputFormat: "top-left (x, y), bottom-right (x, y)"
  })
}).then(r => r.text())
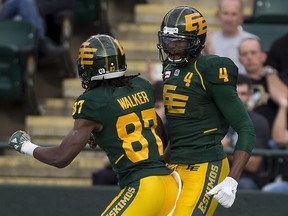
top-left (0, 185), bottom-right (288, 216)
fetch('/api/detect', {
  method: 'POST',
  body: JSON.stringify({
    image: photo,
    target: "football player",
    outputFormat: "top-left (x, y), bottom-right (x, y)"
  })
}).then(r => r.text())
top-left (8, 34), bottom-right (181, 216)
top-left (157, 6), bottom-right (255, 215)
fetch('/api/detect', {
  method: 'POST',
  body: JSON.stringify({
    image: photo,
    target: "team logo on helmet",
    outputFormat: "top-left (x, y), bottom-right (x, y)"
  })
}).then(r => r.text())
top-left (78, 41), bottom-right (97, 66)
top-left (157, 6), bottom-right (207, 67)
top-left (185, 12), bottom-right (207, 35)
top-left (77, 34), bottom-right (127, 89)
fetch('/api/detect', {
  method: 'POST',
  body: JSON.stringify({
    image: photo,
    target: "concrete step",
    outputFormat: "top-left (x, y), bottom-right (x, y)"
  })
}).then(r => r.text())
top-left (115, 22), bottom-right (221, 42)
top-left (62, 78), bottom-right (84, 99)
top-left (25, 115), bottom-right (73, 144)
top-left (135, 5), bottom-right (219, 25)
top-left (121, 40), bottom-right (159, 61)
top-left (41, 98), bottom-right (75, 116)
top-left (0, 151), bottom-right (105, 179)
top-left (134, 3), bottom-right (253, 25)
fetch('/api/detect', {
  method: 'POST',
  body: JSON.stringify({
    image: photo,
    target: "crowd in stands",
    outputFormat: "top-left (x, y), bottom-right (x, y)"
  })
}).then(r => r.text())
top-left (203, 0), bottom-right (258, 74)
top-left (0, 0), bottom-right (69, 63)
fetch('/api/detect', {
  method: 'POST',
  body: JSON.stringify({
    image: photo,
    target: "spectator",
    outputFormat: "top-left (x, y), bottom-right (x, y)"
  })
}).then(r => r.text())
top-left (147, 60), bottom-right (163, 86)
top-left (265, 33), bottom-right (288, 85)
top-left (261, 88), bottom-right (288, 192)
top-left (239, 37), bottom-right (287, 140)
top-left (0, 0), bottom-right (67, 61)
top-left (271, 92), bottom-right (288, 146)
top-left (204, 0), bottom-right (257, 74)
top-left (92, 155), bottom-right (118, 186)
top-left (222, 74), bottom-right (271, 190)
top-left (240, 37), bottom-right (288, 192)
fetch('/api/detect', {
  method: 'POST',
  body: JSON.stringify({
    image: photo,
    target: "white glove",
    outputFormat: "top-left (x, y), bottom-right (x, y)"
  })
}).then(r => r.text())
top-left (8, 130), bottom-right (38, 156)
top-left (206, 176), bottom-right (238, 208)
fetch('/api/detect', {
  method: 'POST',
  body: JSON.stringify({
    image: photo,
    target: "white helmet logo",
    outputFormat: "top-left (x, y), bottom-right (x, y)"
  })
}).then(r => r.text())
top-left (98, 68), bottom-right (106, 74)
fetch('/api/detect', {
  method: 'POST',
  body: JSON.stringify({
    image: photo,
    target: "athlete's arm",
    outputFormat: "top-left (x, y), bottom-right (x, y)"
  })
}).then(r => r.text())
top-left (33, 119), bottom-right (101, 168)
top-left (206, 84), bottom-right (255, 208)
top-left (163, 143), bottom-right (171, 163)
top-left (209, 84), bottom-right (255, 180)
top-left (156, 113), bottom-right (168, 149)
top-left (8, 119), bottom-right (102, 168)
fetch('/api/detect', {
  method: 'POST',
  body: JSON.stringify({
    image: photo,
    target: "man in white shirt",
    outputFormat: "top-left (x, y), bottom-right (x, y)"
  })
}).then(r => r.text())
top-left (204, 0), bottom-right (257, 74)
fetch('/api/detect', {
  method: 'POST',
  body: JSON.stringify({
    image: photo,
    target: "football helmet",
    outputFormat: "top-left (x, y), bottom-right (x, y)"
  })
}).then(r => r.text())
top-left (77, 34), bottom-right (127, 89)
top-left (157, 6), bottom-right (207, 66)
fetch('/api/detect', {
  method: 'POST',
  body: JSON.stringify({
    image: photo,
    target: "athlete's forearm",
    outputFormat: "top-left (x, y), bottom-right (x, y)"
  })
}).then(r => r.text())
top-left (228, 150), bottom-right (250, 181)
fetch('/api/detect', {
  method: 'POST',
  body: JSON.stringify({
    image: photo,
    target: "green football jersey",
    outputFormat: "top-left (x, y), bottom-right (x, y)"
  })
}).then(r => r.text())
top-left (73, 77), bottom-right (172, 188)
top-left (163, 55), bottom-right (255, 164)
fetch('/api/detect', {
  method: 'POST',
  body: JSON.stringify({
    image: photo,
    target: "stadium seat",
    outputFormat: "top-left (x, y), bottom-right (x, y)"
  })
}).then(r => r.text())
top-left (242, 23), bottom-right (288, 52)
top-left (0, 20), bottom-right (39, 114)
top-left (74, 0), bottom-right (99, 24)
top-left (252, 0), bottom-right (288, 24)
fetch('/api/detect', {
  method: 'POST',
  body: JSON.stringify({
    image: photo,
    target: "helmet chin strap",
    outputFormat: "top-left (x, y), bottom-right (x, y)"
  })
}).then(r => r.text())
top-left (168, 57), bottom-right (189, 67)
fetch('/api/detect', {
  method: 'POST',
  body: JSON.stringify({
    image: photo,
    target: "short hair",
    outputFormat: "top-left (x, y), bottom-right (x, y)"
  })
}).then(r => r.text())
top-left (218, 0), bottom-right (244, 11)
top-left (237, 74), bottom-right (252, 91)
top-left (239, 37), bottom-right (264, 53)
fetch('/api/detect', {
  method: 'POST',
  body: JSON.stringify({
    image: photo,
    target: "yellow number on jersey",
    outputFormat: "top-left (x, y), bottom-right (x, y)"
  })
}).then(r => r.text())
top-left (184, 72), bottom-right (193, 87)
top-left (116, 108), bottom-right (163, 163)
top-left (219, 67), bottom-right (229, 82)
top-left (72, 100), bottom-right (85, 115)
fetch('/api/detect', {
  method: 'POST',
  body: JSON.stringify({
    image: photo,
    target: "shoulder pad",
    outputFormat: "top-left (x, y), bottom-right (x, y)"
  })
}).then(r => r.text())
top-left (72, 91), bottom-right (104, 120)
top-left (196, 55), bottom-right (238, 86)
top-left (132, 77), bottom-right (152, 88)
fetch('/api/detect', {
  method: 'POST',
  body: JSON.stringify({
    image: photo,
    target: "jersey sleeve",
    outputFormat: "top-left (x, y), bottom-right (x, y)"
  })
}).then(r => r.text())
top-left (72, 92), bottom-right (104, 121)
top-left (207, 84), bottom-right (255, 154)
top-left (199, 56), bottom-right (255, 154)
top-left (197, 55), bottom-right (239, 87)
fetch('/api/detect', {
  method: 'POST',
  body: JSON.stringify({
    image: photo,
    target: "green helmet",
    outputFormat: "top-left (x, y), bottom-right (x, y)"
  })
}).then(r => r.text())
top-left (157, 6), bottom-right (207, 66)
top-left (77, 34), bottom-right (127, 89)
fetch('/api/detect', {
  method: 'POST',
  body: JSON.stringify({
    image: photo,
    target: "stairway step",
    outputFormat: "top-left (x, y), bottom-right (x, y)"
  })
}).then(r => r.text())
top-left (116, 22), bottom-right (221, 41)
top-left (135, 5), bottom-right (218, 24)
top-left (62, 78), bottom-right (84, 99)
top-left (134, 4), bottom-right (252, 24)
top-left (42, 98), bottom-right (75, 116)
top-left (25, 116), bottom-right (73, 142)
top-left (0, 151), bottom-right (105, 179)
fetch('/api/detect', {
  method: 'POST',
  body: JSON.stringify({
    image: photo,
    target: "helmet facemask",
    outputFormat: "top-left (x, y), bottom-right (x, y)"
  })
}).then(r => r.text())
top-left (78, 63), bottom-right (93, 89)
top-left (157, 30), bottom-right (201, 67)
top-left (157, 6), bottom-right (207, 67)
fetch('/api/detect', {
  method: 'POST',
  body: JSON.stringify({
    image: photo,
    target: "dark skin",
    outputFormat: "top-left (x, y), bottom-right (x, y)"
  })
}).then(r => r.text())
top-left (33, 118), bottom-right (99, 168)
top-left (33, 113), bottom-right (167, 168)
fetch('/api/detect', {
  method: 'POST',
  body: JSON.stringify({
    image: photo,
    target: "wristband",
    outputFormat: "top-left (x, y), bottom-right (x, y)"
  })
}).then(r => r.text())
top-left (21, 141), bottom-right (39, 156)
top-left (263, 66), bottom-right (277, 76)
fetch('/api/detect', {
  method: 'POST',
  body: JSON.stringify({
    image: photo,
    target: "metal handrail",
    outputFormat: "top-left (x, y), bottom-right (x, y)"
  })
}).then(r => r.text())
top-left (1, 141), bottom-right (288, 157)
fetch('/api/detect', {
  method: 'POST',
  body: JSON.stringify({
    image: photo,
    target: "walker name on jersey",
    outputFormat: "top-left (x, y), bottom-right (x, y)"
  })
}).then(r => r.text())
top-left (117, 91), bottom-right (150, 110)
top-left (198, 164), bottom-right (219, 214)
top-left (105, 187), bottom-right (136, 216)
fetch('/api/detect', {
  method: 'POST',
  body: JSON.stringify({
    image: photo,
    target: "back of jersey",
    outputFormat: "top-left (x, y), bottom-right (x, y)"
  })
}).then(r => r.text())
top-left (73, 77), bottom-right (171, 188)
